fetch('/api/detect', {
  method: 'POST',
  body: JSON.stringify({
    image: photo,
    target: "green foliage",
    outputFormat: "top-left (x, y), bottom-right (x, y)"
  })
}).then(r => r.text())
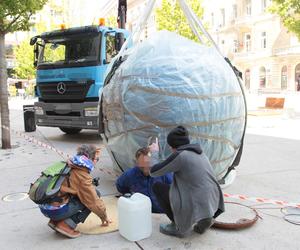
top-left (156, 0), bottom-right (204, 42)
top-left (8, 85), bottom-right (17, 96)
top-left (106, 15), bottom-right (118, 28)
top-left (0, 0), bottom-right (48, 34)
top-left (25, 83), bottom-right (35, 96)
top-left (42, 43), bottom-right (66, 63)
top-left (13, 39), bottom-right (35, 79)
top-left (270, 0), bottom-right (300, 40)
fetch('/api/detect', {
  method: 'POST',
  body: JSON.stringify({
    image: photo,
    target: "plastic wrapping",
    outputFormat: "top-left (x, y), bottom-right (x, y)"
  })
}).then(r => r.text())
top-left (101, 31), bottom-right (246, 180)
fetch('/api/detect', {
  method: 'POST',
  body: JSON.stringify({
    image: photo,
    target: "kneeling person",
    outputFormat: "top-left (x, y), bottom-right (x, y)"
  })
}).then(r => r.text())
top-left (150, 126), bottom-right (225, 237)
top-left (40, 145), bottom-right (110, 238)
top-left (116, 147), bottom-right (173, 213)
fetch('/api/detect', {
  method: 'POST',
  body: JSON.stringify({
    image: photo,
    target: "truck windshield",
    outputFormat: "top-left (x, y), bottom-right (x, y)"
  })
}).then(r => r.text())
top-left (38, 33), bottom-right (101, 67)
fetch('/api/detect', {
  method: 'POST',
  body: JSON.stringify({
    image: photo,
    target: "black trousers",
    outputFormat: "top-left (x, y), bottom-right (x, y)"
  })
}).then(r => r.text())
top-left (152, 182), bottom-right (174, 222)
top-left (152, 182), bottom-right (223, 223)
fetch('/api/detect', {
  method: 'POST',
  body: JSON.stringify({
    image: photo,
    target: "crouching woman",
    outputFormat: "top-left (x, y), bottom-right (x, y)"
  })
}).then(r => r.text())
top-left (150, 126), bottom-right (224, 237)
top-left (39, 144), bottom-right (111, 238)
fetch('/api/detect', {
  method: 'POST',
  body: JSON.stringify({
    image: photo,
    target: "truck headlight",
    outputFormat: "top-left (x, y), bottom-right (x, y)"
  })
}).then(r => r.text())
top-left (84, 108), bottom-right (98, 117)
top-left (35, 106), bottom-right (44, 115)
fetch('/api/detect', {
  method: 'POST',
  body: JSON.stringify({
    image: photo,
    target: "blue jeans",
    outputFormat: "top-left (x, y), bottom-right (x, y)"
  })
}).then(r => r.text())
top-left (49, 189), bottom-right (101, 229)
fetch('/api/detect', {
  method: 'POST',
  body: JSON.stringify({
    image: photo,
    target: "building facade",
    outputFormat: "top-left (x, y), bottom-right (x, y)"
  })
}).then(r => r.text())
top-left (202, 0), bottom-right (300, 92)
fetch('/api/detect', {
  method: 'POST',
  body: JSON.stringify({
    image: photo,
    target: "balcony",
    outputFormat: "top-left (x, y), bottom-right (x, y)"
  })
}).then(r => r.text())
top-left (234, 51), bottom-right (255, 59)
top-left (274, 45), bottom-right (300, 56)
top-left (233, 49), bottom-right (273, 61)
top-left (234, 16), bottom-right (253, 32)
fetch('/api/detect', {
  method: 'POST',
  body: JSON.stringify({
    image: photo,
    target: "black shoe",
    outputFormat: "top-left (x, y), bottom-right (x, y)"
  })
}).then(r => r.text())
top-left (193, 218), bottom-right (214, 234)
top-left (159, 222), bottom-right (184, 238)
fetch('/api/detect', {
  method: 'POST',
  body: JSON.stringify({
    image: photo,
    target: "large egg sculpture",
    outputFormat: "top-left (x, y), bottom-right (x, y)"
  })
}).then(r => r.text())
top-left (100, 30), bottom-right (246, 181)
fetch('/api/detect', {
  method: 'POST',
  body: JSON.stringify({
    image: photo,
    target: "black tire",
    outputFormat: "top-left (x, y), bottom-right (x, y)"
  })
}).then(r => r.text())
top-left (59, 127), bottom-right (82, 134)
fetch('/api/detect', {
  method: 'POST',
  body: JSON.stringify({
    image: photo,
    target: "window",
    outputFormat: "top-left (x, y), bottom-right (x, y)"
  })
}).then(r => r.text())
top-left (220, 8), bottom-right (225, 27)
top-left (245, 34), bottom-right (251, 52)
top-left (105, 33), bottom-right (118, 64)
top-left (233, 40), bottom-right (239, 53)
top-left (245, 69), bottom-right (250, 89)
top-left (261, 0), bottom-right (267, 12)
top-left (281, 66), bottom-right (287, 90)
top-left (40, 43), bottom-right (66, 64)
top-left (233, 4), bottom-right (237, 19)
top-left (259, 67), bottom-right (266, 88)
top-left (261, 32), bottom-right (267, 49)
top-left (245, 0), bottom-right (252, 16)
top-left (38, 33), bottom-right (100, 67)
top-left (295, 63), bottom-right (300, 91)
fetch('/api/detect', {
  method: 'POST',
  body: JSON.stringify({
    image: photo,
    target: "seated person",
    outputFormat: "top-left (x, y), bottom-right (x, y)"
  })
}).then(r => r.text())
top-left (39, 145), bottom-right (111, 238)
top-left (116, 147), bottom-right (173, 213)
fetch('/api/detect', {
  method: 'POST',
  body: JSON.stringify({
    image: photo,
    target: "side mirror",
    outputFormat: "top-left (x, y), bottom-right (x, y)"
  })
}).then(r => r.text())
top-left (115, 32), bottom-right (125, 52)
top-left (30, 36), bottom-right (38, 46)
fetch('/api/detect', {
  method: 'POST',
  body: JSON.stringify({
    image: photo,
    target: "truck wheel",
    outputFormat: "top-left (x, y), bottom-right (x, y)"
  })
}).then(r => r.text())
top-left (59, 127), bottom-right (82, 134)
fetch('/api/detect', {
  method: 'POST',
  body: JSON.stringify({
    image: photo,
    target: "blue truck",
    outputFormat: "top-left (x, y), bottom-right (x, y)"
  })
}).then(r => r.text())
top-left (30, 1), bottom-right (128, 134)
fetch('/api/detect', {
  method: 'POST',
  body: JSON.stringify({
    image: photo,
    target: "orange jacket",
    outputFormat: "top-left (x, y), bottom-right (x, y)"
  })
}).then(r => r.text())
top-left (59, 160), bottom-right (107, 221)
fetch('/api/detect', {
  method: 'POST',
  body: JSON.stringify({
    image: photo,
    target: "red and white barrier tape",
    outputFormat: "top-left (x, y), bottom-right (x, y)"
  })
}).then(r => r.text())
top-left (2, 125), bottom-right (300, 207)
top-left (223, 193), bottom-right (300, 209)
top-left (1, 125), bottom-right (120, 177)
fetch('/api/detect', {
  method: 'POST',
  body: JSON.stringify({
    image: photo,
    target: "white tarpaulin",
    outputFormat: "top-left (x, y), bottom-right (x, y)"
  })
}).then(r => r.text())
top-left (101, 30), bottom-right (246, 180)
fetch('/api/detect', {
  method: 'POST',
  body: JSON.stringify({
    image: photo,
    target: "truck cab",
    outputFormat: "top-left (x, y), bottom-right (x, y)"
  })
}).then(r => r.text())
top-left (30, 24), bottom-right (128, 134)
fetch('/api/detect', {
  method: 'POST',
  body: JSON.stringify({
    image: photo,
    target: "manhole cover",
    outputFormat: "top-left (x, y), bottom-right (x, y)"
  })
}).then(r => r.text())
top-left (281, 207), bottom-right (300, 225)
top-left (2, 192), bottom-right (29, 202)
top-left (213, 202), bottom-right (259, 229)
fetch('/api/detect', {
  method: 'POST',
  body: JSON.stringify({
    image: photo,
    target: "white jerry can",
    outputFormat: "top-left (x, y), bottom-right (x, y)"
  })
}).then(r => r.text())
top-left (118, 192), bottom-right (152, 241)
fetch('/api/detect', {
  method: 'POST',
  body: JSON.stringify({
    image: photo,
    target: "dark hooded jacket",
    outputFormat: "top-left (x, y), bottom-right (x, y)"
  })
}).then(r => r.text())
top-left (150, 144), bottom-right (224, 233)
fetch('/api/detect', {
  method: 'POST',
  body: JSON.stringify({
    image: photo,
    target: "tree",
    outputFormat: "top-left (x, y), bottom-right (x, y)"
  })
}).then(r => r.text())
top-left (156, 0), bottom-right (204, 42)
top-left (0, 0), bottom-right (47, 149)
top-left (270, 0), bottom-right (300, 40)
top-left (13, 39), bottom-right (35, 79)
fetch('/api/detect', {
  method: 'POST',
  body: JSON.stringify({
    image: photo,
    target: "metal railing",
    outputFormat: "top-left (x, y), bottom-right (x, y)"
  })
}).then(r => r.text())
top-left (274, 45), bottom-right (300, 56)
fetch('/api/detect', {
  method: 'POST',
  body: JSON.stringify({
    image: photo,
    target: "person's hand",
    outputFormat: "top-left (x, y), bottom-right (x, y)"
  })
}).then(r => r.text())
top-left (149, 137), bottom-right (159, 153)
top-left (101, 217), bottom-right (112, 227)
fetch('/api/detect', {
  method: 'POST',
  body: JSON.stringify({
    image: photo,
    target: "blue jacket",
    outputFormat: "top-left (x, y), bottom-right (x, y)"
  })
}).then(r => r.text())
top-left (116, 167), bottom-right (173, 213)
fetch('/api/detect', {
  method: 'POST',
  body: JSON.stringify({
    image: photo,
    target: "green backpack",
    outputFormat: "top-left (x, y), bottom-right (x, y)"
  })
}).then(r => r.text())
top-left (29, 161), bottom-right (71, 204)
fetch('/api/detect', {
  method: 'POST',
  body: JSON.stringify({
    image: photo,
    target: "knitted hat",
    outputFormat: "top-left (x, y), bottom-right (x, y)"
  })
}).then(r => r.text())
top-left (167, 126), bottom-right (190, 148)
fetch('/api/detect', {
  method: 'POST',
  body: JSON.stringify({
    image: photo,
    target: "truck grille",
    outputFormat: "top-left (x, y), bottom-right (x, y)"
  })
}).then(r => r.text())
top-left (37, 80), bottom-right (94, 102)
